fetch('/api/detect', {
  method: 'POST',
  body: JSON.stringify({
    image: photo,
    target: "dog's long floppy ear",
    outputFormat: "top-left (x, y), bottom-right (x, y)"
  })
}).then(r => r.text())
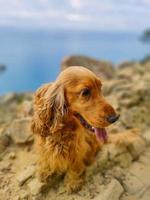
top-left (31, 82), bottom-right (67, 137)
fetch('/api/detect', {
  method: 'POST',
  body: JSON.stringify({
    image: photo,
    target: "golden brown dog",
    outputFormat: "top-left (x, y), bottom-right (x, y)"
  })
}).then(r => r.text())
top-left (31, 66), bottom-right (119, 192)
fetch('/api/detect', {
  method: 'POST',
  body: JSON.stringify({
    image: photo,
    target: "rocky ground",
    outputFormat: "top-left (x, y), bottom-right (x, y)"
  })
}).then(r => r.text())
top-left (0, 55), bottom-right (150, 200)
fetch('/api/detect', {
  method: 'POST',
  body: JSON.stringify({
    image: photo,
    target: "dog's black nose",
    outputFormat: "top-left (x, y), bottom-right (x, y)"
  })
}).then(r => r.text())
top-left (106, 115), bottom-right (120, 123)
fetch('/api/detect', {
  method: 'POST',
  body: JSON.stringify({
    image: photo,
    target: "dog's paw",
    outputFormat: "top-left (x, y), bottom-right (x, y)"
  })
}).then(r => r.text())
top-left (66, 178), bottom-right (84, 193)
top-left (38, 171), bottom-right (54, 183)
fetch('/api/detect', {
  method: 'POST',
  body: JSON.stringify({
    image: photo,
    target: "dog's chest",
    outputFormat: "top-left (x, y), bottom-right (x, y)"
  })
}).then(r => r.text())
top-left (46, 132), bottom-right (76, 157)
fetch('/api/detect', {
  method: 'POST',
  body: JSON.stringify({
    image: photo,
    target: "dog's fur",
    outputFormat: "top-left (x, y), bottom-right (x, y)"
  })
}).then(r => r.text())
top-left (31, 66), bottom-right (118, 192)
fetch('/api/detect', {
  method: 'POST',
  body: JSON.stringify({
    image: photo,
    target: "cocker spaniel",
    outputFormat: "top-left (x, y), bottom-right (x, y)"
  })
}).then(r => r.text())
top-left (31, 66), bottom-right (119, 192)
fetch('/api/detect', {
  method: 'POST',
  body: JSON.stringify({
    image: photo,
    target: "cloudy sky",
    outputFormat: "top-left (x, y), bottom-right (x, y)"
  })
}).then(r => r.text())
top-left (0, 0), bottom-right (150, 31)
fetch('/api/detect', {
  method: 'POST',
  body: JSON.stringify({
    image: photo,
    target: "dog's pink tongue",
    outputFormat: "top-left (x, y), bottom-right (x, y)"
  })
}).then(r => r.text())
top-left (93, 127), bottom-right (108, 143)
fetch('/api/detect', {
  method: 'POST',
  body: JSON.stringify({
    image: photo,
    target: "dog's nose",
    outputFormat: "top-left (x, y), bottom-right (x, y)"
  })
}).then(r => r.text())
top-left (106, 114), bottom-right (120, 123)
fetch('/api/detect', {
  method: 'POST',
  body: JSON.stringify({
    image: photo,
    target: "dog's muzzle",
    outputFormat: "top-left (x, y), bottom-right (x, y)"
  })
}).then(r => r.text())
top-left (74, 113), bottom-right (108, 143)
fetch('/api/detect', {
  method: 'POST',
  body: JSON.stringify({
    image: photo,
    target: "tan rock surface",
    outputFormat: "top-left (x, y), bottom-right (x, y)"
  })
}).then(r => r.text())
top-left (61, 55), bottom-right (115, 79)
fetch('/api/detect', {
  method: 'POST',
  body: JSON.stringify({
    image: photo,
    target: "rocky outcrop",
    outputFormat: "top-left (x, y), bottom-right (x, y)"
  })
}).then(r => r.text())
top-left (94, 179), bottom-right (124, 200)
top-left (8, 118), bottom-right (33, 144)
top-left (104, 60), bottom-right (150, 131)
top-left (0, 57), bottom-right (150, 200)
top-left (61, 55), bottom-right (115, 79)
top-left (0, 93), bottom-right (33, 125)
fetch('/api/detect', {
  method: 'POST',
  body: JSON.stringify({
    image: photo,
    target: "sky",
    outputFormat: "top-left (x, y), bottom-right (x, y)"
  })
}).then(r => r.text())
top-left (0, 0), bottom-right (150, 31)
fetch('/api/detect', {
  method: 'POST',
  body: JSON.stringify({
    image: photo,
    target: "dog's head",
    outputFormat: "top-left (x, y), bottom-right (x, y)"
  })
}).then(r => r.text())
top-left (31, 66), bottom-right (119, 141)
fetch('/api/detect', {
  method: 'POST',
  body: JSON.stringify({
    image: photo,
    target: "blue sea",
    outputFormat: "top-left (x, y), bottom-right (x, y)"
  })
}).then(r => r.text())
top-left (0, 28), bottom-right (150, 95)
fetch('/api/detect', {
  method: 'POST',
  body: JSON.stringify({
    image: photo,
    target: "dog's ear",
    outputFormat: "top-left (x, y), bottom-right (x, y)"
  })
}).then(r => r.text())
top-left (31, 82), bottom-right (67, 137)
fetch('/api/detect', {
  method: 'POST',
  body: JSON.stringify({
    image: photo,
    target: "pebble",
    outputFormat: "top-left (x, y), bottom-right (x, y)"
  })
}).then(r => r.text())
top-left (28, 177), bottom-right (47, 196)
top-left (0, 161), bottom-right (12, 172)
top-left (0, 134), bottom-right (10, 153)
top-left (93, 179), bottom-right (124, 200)
top-left (16, 165), bottom-right (36, 186)
top-left (8, 152), bottom-right (16, 159)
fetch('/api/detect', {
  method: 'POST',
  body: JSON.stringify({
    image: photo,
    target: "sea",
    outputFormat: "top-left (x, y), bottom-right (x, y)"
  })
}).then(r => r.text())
top-left (0, 28), bottom-right (150, 95)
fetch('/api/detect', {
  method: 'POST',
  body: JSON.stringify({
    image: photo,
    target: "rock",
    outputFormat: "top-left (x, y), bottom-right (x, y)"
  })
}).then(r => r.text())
top-left (0, 93), bottom-right (33, 126)
top-left (27, 177), bottom-right (47, 196)
top-left (16, 165), bottom-right (36, 186)
top-left (107, 63), bottom-right (150, 132)
top-left (128, 162), bottom-right (150, 186)
top-left (134, 80), bottom-right (150, 102)
top-left (117, 63), bottom-right (145, 80)
top-left (8, 152), bottom-right (16, 159)
top-left (0, 134), bottom-right (10, 153)
top-left (139, 154), bottom-right (150, 165)
top-left (0, 161), bottom-right (12, 172)
top-left (113, 152), bottom-right (133, 168)
top-left (8, 117), bottom-right (33, 144)
top-left (19, 191), bottom-right (30, 200)
top-left (122, 172), bottom-right (145, 196)
top-left (93, 179), bottom-right (124, 200)
top-left (117, 67), bottom-right (139, 81)
top-left (107, 166), bottom-right (125, 180)
top-left (117, 61), bottom-right (135, 69)
top-left (20, 100), bottom-right (33, 117)
top-left (105, 144), bottom-right (132, 168)
top-left (105, 144), bottom-right (126, 160)
top-left (121, 194), bottom-right (140, 200)
top-left (127, 137), bottom-right (146, 159)
top-left (138, 147), bottom-right (150, 165)
top-left (111, 80), bottom-right (150, 108)
top-left (142, 131), bottom-right (150, 146)
top-left (0, 93), bottom-right (33, 105)
top-left (121, 106), bottom-right (150, 130)
top-left (116, 89), bottom-right (141, 108)
top-left (87, 141), bottom-right (132, 175)
top-left (102, 79), bottom-right (130, 96)
top-left (140, 187), bottom-right (150, 200)
top-left (61, 55), bottom-right (115, 79)
top-left (1, 93), bottom-right (18, 104)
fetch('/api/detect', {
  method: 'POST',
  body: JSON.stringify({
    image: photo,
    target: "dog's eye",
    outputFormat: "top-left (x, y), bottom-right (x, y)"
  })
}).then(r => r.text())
top-left (81, 88), bottom-right (91, 97)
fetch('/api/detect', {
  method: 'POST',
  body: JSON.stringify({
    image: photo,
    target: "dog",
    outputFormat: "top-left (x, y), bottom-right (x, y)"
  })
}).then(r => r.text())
top-left (31, 66), bottom-right (120, 192)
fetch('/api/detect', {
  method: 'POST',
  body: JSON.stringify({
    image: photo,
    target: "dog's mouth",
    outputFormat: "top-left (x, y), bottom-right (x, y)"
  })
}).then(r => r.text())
top-left (74, 113), bottom-right (108, 143)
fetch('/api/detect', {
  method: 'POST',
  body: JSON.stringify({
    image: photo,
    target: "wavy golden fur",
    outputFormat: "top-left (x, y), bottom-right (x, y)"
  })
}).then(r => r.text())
top-left (31, 66), bottom-right (118, 192)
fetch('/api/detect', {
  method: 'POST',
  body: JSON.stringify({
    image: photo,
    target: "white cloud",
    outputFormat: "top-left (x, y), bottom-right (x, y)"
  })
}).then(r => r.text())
top-left (0, 10), bottom-right (58, 19)
top-left (142, 0), bottom-right (150, 5)
top-left (70, 0), bottom-right (83, 9)
top-left (66, 13), bottom-right (90, 22)
top-left (0, 0), bottom-right (150, 31)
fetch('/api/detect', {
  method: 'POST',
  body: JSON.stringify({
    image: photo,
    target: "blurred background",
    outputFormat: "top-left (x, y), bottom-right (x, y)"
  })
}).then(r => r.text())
top-left (0, 0), bottom-right (150, 94)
